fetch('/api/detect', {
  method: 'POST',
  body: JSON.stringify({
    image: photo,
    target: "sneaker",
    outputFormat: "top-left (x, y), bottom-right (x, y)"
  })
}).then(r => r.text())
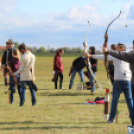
top-left (32, 102), bottom-right (37, 106)
top-left (107, 120), bottom-right (114, 123)
top-left (19, 104), bottom-right (24, 107)
top-left (91, 89), bottom-right (95, 94)
top-left (127, 126), bottom-right (134, 134)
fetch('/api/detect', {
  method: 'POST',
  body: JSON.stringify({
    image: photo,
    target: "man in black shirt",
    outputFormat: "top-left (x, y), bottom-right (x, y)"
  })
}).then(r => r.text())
top-left (1, 39), bottom-right (14, 86)
top-left (69, 56), bottom-right (87, 89)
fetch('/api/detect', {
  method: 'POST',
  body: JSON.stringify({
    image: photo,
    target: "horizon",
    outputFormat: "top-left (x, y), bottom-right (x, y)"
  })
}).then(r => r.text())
top-left (0, 0), bottom-right (134, 50)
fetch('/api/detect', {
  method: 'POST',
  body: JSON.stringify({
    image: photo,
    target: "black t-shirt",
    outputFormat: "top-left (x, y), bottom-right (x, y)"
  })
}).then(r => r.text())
top-left (89, 57), bottom-right (97, 72)
top-left (2, 48), bottom-right (13, 65)
top-left (73, 57), bottom-right (86, 71)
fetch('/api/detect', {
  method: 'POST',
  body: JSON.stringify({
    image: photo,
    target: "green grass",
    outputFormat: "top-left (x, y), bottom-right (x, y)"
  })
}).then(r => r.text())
top-left (0, 54), bottom-right (131, 134)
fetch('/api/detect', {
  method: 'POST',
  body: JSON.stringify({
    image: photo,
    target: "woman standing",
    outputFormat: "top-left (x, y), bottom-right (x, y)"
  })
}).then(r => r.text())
top-left (53, 49), bottom-right (64, 89)
top-left (7, 49), bottom-right (20, 104)
top-left (88, 46), bottom-right (97, 93)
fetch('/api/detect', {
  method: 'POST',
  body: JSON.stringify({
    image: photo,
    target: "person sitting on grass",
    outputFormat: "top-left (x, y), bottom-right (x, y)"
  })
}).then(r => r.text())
top-left (53, 49), bottom-right (64, 89)
top-left (85, 43), bottom-right (133, 123)
top-left (7, 49), bottom-right (20, 104)
top-left (69, 56), bottom-right (88, 89)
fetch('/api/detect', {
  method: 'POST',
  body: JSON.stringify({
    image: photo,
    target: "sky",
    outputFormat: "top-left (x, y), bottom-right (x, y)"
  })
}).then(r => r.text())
top-left (0, 0), bottom-right (134, 50)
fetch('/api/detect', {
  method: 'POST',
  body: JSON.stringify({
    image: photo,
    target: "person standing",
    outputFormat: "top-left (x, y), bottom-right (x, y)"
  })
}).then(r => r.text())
top-left (53, 49), bottom-right (64, 89)
top-left (69, 56), bottom-right (87, 89)
top-left (86, 43), bottom-right (133, 123)
top-left (13, 43), bottom-right (36, 107)
top-left (7, 49), bottom-right (20, 104)
top-left (1, 39), bottom-right (14, 86)
top-left (88, 46), bottom-right (98, 93)
top-left (108, 44), bottom-right (116, 85)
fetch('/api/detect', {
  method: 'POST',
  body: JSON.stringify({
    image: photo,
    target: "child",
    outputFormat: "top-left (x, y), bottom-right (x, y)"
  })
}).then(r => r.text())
top-left (53, 49), bottom-right (64, 89)
top-left (7, 49), bottom-right (20, 104)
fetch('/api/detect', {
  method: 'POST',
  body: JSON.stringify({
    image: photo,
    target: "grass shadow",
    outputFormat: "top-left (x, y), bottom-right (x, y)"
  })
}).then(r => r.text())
top-left (39, 92), bottom-right (95, 96)
top-left (39, 89), bottom-right (51, 90)
top-left (0, 126), bottom-right (104, 131)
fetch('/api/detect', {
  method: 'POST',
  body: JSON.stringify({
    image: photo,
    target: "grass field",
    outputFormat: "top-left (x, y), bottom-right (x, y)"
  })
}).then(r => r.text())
top-left (0, 53), bottom-right (131, 134)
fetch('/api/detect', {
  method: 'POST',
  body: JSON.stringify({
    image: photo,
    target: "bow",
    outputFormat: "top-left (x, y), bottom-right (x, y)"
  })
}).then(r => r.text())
top-left (7, 65), bottom-right (20, 85)
top-left (83, 21), bottom-right (102, 92)
top-left (104, 11), bottom-right (121, 77)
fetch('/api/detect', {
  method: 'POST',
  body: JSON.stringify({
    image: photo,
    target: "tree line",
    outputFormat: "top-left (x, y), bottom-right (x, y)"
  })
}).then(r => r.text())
top-left (14, 42), bottom-right (101, 54)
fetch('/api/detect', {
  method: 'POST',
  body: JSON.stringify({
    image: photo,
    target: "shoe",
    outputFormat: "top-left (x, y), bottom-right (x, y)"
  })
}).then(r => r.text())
top-left (19, 104), bottom-right (24, 107)
top-left (107, 119), bottom-right (114, 123)
top-left (60, 87), bottom-right (64, 89)
top-left (69, 86), bottom-right (72, 89)
top-left (19, 102), bottom-right (24, 107)
top-left (91, 89), bottom-right (95, 94)
top-left (32, 102), bottom-right (36, 106)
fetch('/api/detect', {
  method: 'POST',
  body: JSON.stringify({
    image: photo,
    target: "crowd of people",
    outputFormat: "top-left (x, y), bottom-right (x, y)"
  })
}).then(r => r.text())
top-left (1, 37), bottom-right (134, 128)
top-left (53, 46), bottom-right (98, 92)
top-left (0, 39), bottom-right (37, 107)
top-left (53, 35), bottom-right (134, 128)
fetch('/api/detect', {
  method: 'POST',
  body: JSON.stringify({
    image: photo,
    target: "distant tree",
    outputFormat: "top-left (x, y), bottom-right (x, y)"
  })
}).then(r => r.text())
top-left (62, 47), bottom-right (70, 52)
top-left (13, 42), bottom-right (19, 49)
top-left (50, 48), bottom-right (55, 51)
top-left (37, 46), bottom-right (46, 52)
top-left (27, 47), bottom-right (32, 51)
top-left (32, 47), bottom-right (37, 52)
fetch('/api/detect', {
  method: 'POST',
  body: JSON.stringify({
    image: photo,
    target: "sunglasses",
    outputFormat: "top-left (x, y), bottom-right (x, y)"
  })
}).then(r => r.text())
top-left (6, 43), bottom-right (12, 45)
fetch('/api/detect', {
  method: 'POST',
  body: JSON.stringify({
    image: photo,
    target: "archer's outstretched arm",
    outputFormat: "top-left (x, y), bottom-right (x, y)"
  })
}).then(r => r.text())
top-left (108, 50), bottom-right (134, 63)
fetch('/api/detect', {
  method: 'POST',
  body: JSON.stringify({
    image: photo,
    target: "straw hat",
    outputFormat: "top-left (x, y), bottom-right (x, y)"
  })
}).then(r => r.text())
top-left (6, 39), bottom-right (13, 45)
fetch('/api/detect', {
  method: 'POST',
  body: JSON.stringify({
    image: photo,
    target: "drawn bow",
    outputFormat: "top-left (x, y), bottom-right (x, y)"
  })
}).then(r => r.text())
top-left (83, 21), bottom-right (102, 92)
top-left (103, 11), bottom-right (121, 77)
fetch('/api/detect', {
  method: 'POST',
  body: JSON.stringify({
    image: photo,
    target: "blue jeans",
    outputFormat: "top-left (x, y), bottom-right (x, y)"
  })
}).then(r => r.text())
top-left (88, 71), bottom-right (96, 91)
top-left (109, 81), bottom-right (133, 121)
top-left (69, 69), bottom-right (84, 89)
top-left (131, 84), bottom-right (134, 125)
top-left (9, 75), bottom-right (20, 104)
top-left (20, 81), bottom-right (36, 106)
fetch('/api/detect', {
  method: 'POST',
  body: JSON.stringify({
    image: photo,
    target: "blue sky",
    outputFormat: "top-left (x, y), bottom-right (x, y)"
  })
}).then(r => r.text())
top-left (0, 0), bottom-right (134, 50)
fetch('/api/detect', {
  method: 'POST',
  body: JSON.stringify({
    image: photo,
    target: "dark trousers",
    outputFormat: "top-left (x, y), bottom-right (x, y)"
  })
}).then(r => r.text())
top-left (55, 72), bottom-right (63, 89)
top-left (109, 70), bottom-right (114, 85)
top-left (20, 81), bottom-right (36, 106)
top-left (131, 84), bottom-right (134, 125)
top-left (109, 81), bottom-right (133, 121)
top-left (9, 75), bottom-right (20, 104)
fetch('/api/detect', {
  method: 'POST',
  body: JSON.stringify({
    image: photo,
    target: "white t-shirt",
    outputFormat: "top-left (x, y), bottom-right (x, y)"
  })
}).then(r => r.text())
top-left (93, 55), bottom-right (131, 81)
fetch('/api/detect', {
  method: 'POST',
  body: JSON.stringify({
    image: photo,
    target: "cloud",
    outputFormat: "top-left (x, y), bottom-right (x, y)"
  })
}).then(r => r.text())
top-left (0, 1), bottom-right (133, 49)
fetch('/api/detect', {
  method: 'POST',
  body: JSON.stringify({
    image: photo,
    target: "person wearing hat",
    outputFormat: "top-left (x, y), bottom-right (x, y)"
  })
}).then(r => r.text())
top-left (1, 39), bottom-right (14, 86)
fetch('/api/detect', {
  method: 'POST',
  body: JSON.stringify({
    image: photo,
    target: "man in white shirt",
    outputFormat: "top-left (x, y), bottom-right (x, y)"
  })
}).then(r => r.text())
top-left (85, 43), bottom-right (133, 123)
top-left (13, 43), bottom-right (36, 107)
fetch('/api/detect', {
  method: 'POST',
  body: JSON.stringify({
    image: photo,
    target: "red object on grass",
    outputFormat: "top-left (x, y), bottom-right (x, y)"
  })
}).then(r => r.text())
top-left (87, 100), bottom-right (104, 104)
